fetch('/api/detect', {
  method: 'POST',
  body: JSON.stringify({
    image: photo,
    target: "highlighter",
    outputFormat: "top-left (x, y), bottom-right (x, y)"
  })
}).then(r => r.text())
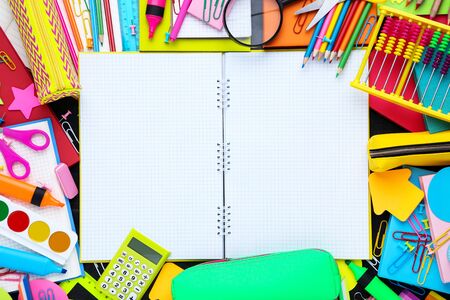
top-left (347, 261), bottom-right (401, 300)
top-left (0, 246), bottom-right (66, 276)
top-left (146, 0), bottom-right (166, 38)
top-left (0, 173), bottom-right (64, 207)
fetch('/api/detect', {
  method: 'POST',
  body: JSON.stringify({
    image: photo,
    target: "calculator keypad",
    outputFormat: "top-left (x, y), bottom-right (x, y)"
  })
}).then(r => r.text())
top-left (99, 255), bottom-right (157, 299)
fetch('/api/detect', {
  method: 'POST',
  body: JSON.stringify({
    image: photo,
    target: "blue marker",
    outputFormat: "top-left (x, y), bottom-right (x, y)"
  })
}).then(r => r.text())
top-left (324, 0), bottom-right (351, 62)
top-left (302, 17), bottom-right (325, 68)
top-left (89, 0), bottom-right (100, 51)
top-left (0, 246), bottom-right (66, 276)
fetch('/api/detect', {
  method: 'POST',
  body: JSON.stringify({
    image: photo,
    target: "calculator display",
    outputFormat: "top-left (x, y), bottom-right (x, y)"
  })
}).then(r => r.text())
top-left (128, 237), bottom-right (162, 264)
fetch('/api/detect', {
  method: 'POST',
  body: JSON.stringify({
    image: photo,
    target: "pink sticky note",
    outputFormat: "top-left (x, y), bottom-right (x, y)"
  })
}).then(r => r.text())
top-left (188, 0), bottom-right (236, 30)
top-left (420, 174), bottom-right (450, 283)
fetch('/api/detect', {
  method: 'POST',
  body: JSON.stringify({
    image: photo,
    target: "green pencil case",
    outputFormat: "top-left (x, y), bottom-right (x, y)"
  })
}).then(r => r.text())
top-left (172, 249), bottom-right (342, 300)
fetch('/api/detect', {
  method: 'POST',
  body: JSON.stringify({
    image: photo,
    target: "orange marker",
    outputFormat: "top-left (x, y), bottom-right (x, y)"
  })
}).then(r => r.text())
top-left (337, 0), bottom-right (366, 60)
top-left (0, 174), bottom-right (64, 208)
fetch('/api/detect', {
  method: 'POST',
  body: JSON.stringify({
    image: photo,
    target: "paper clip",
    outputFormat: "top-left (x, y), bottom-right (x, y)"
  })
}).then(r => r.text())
top-left (172, 0), bottom-right (181, 15)
top-left (388, 243), bottom-right (414, 274)
top-left (353, 292), bottom-right (369, 300)
top-left (412, 242), bottom-right (426, 273)
top-left (212, 0), bottom-right (225, 20)
top-left (373, 220), bottom-right (388, 257)
top-left (355, 14), bottom-right (376, 48)
top-left (367, 256), bottom-right (380, 272)
top-left (293, 0), bottom-right (310, 34)
top-left (0, 51), bottom-right (16, 71)
top-left (426, 228), bottom-right (450, 255)
top-left (393, 231), bottom-right (431, 243)
top-left (388, 280), bottom-right (426, 296)
top-left (421, 219), bottom-right (430, 230)
top-left (417, 251), bottom-right (433, 285)
top-left (408, 213), bottom-right (428, 240)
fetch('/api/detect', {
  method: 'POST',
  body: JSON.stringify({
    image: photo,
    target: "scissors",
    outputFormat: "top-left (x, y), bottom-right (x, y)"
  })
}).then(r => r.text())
top-left (0, 127), bottom-right (50, 180)
top-left (294, 0), bottom-right (345, 31)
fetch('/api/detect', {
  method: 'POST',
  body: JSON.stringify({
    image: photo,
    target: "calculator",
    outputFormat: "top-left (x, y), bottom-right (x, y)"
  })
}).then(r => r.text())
top-left (98, 229), bottom-right (170, 300)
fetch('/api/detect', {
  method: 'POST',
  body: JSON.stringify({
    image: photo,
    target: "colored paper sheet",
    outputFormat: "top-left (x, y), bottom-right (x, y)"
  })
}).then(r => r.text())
top-left (421, 173), bottom-right (450, 283)
top-left (0, 28), bottom-right (79, 166)
top-left (264, 1), bottom-right (378, 48)
top-left (368, 49), bottom-right (426, 132)
top-left (369, 169), bottom-right (424, 222)
top-left (139, 0), bottom-right (249, 51)
top-left (378, 0), bottom-right (450, 16)
top-left (378, 167), bottom-right (450, 295)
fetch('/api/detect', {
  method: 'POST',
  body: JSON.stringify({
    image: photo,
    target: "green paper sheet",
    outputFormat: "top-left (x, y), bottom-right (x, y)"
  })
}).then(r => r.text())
top-left (378, 0), bottom-right (450, 16)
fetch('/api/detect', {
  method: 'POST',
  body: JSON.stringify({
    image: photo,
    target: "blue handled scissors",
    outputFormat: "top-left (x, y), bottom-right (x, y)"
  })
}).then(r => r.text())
top-left (0, 127), bottom-right (50, 180)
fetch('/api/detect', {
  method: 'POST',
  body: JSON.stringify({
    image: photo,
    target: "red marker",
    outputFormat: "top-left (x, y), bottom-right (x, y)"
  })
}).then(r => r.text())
top-left (146, 0), bottom-right (166, 38)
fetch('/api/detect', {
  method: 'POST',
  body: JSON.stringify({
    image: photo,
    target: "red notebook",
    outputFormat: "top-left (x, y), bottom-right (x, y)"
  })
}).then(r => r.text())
top-left (0, 28), bottom-right (79, 166)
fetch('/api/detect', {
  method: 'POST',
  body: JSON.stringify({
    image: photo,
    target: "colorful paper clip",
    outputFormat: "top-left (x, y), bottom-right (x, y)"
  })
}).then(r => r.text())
top-left (412, 242), bottom-right (426, 273)
top-left (374, 220), bottom-right (388, 257)
top-left (356, 14), bottom-right (377, 48)
top-left (393, 231), bottom-right (431, 243)
top-left (0, 51), bottom-right (16, 71)
top-left (426, 228), bottom-right (450, 255)
top-left (388, 242), bottom-right (415, 274)
top-left (367, 256), bottom-right (380, 272)
top-left (388, 280), bottom-right (426, 296)
top-left (293, 0), bottom-right (311, 34)
top-left (417, 250), bottom-right (433, 285)
top-left (408, 213), bottom-right (428, 241)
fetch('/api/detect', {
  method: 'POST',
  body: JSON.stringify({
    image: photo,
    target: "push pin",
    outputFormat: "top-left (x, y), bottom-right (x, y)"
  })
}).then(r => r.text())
top-left (0, 112), bottom-right (6, 125)
top-left (405, 241), bottom-right (415, 252)
top-left (60, 110), bottom-right (72, 121)
top-left (417, 204), bottom-right (425, 215)
top-left (422, 219), bottom-right (430, 230)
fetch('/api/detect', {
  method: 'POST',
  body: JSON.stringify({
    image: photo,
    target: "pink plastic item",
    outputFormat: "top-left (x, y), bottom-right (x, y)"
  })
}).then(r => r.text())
top-left (55, 163), bottom-right (78, 199)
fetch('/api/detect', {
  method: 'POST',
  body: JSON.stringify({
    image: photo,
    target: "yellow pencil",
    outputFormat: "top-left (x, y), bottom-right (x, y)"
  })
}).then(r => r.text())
top-left (318, 2), bottom-right (344, 62)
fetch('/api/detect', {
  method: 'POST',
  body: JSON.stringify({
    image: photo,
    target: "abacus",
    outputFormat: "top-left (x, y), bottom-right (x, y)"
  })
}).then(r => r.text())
top-left (352, 6), bottom-right (450, 123)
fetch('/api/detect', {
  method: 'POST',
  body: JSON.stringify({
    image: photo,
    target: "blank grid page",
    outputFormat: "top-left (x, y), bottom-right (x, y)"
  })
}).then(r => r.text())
top-left (224, 51), bottom-right (369, 259)
top-left (80, 54), bottom-right (224, 261)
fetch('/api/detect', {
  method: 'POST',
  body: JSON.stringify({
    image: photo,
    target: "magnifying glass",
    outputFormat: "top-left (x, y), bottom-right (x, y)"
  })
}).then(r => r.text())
top-left (223, 0), bottom-right (299, 48)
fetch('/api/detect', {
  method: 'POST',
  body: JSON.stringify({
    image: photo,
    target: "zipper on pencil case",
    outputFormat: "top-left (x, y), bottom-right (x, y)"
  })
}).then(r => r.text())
top-left (370, 142), bottom-right (450, 158)
top-left (29, 1), bottom-right (64, 90)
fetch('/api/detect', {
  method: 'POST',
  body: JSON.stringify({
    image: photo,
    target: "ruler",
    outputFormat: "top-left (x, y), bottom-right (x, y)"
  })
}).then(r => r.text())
top-left (117, 0), bottom-right (139, 51)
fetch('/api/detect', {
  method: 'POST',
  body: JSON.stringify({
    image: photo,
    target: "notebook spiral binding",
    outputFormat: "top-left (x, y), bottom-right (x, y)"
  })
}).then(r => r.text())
top-left (217, 78), bottom-right (231, 172)
top-left (216, 142), bottom-right (231, 172)
top-left (217, 205), bottom-right (231, 236)
top-left (216, 79), bottom-right (231, 109)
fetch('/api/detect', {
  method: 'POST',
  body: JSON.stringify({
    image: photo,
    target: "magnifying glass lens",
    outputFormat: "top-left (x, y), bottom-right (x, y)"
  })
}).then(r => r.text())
top-left (224, 0), bottom-right (282, 47)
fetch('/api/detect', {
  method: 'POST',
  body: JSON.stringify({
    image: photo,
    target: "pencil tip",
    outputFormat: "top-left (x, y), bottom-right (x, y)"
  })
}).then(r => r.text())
top-left (336, 73), bottom-right (339, 78)
top-left (301, 64), bottom-right (305, 69)
top-left (323, 58), bottom-right (327, 63)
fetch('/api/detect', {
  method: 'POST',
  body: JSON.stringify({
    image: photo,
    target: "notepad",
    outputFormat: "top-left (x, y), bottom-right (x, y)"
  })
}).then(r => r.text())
top-left (0, 119), bottom-right (82, 293)
top-left (79, 51), bottom-right (369, 261)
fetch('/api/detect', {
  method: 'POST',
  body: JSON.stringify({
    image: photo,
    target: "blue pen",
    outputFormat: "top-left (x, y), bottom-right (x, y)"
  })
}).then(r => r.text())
top-left (302, 17), bottom-right (325, 68)
top-left (0, 246), bottom-right (66, 276)
top-left (89, 0), bottom-right (100, 51)
top-left (324, 0), bottom-right (351, 62)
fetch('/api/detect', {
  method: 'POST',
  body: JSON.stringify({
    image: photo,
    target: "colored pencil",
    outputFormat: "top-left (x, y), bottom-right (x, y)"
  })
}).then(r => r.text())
top-left (103, 0), bottom-right (116, 51)
top-left (313, 5), bottom-right (337, 60)
top-left (415, 0), bottom-right (424, 9)
top-left (63, 0), bottom-right (84, 51)
top-left (302, 17), bottom-right (326, 68)
top-left (336, 1), bottom-right (372, 76)
top-left (318, 2), bottom-right (343, 62)
top-left (448, 5), bottom-right (450, 25)
top-left (89, 0), bottom-right (100, 51)
top-left (336, 0), bottom-right (366, 60)
top-left (329, 0), bottom-right (360, 62)
top-left (430, 0), bottom-right (442, 19)
top-left (96, 0), bottom-right (104, 44)
top-left (325, 0), bottom-right (351, 62)
top-left (54, 0), bottom-right (78, 70)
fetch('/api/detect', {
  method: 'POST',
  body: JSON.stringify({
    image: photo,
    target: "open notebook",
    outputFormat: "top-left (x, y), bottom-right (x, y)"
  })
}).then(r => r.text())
top-left (80, 51), bottom-right (369, 261)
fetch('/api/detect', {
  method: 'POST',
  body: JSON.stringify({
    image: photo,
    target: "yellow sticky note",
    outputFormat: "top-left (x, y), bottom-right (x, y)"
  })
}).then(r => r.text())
top-left (139, 0), bottom-right (249, 52)
top-left (149, 263), bottom-right (184, 300)
top-left (369, 169), bottom-right (424, 221)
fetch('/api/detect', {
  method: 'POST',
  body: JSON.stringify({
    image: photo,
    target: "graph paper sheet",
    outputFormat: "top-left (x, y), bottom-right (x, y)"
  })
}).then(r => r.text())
top-left (223, 51), bottom-right (370, 259)
top-left (79, 53), bottom-right (224, 261)
top-left (0, 119), bottom-right (81, 292)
